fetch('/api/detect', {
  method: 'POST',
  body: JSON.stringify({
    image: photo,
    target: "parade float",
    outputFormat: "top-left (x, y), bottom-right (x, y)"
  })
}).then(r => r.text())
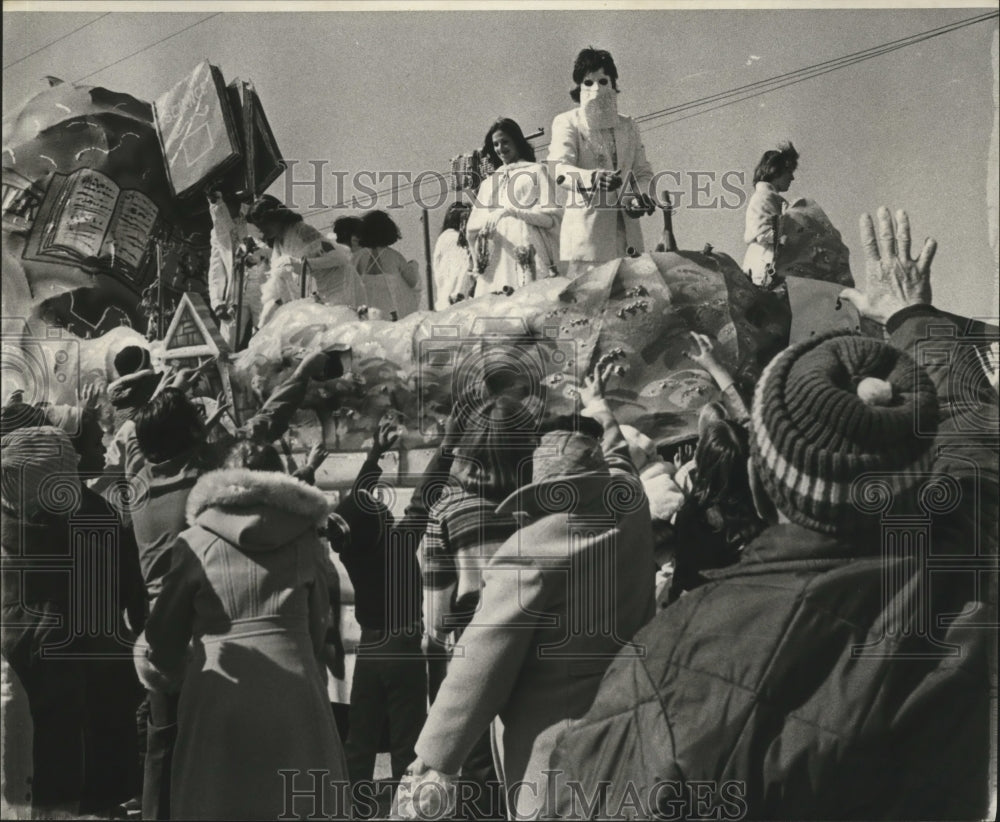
top-left (1, 61), bottom-right (282, 413)
top-left (2, 62), bottom-right (866, 458)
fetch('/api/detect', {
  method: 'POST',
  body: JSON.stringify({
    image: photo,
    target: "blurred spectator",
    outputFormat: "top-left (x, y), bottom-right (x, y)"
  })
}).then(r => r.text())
top-left (1, 426), bottom-right (86, 818)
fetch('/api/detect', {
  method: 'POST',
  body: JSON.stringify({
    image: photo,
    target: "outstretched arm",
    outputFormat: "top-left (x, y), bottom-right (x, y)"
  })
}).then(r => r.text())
top-left (243, 351), bottom-right (325, 444)
top-left (841, 206), bottom-right (998, 550)
top-left (688, 332), bottom-right (750, 425)
top-left (578, 356), bottom-right (635, 475)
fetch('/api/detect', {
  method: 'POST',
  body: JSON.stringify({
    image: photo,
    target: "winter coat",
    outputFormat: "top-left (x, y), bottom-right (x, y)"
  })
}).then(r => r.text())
top-left (140, 468), bottom-right (349, 820)
top-left (414, 469), bottom-right (656, 820)
top-left (548, 108), bottom-right (654, 263)
top-left (547, 522), bottom-right (990, 820)
top-left (546, 306), bottom-right (997, 820)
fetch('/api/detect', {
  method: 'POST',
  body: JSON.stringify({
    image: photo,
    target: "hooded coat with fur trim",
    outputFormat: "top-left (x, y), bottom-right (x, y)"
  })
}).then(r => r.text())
top-left (140, 468), bottom-right (349, 820)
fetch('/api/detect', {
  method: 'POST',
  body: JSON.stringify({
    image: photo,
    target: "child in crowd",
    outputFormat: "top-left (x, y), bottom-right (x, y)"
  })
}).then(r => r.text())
top-left (664, 331), bottom-right (763, 602)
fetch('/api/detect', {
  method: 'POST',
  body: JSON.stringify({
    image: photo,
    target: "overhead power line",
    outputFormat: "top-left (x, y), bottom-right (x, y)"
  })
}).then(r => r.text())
top-left (298, 10), bottom-right (994, 222)
top-left (74, 13), bottom-right (222, 83)
top-left (3, 13), bottom-right (111, 70)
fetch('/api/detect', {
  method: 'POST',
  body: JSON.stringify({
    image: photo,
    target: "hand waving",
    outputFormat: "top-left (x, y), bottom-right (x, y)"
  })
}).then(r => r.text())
top-left (839, 207), bottom-right (935, 324)
top-left (306, 442), bottom-right (329, 471)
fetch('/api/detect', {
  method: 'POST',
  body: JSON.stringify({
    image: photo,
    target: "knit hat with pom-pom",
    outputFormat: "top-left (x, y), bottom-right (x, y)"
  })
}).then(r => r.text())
top-left (750, 330), bottom-right (938, 534)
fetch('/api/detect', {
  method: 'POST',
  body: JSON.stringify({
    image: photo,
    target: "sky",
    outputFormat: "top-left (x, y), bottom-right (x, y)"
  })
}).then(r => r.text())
top-left (3, 2), bottom-right (998, 319)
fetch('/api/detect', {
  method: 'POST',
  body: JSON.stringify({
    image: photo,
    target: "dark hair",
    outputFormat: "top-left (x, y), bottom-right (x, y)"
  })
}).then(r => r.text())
top-left (752, 142), bottom-right (799, 185)
top-left (442, 201), bottom-right (472, 249)
top-left (222, 440), bottom-right (284, 472)
top-left (358, 210), bottom-right (401, 249)
top-left (481, 118), bottom-right (536, 167)
top-left (113, 345), bottom-right (151, 378)
top-left (333, 216), bottom-right (363, 246)
top-left (451, 396), bottom-right (539, 502)
top-left (570, 47), bottom-right (620, 103)
top-left (246, 195), bottom-right (302, 228)
top-left (690, 419), bottom-right (763, 548)
top-left (134, 388), bottom-right (206, 464)
top-left (442, 201), bottom-right (471, 234)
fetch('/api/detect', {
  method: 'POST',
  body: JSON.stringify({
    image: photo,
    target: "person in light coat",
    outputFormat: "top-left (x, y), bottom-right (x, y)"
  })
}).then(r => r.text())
top-left (404, 402), bottom-right (656, 820)
top-left (136, 440), bottom-right (350, 820)
top-left (248, 195), bottom-right (366, 326)
top-left (742, 142), bottom-right (798, 287)
top-left (548, 48), bottom-right (656, 267)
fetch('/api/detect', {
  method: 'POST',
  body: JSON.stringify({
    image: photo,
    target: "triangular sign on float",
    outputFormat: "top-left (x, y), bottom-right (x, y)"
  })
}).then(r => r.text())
top-left (163, 292), bottom-right (230, 358)
top-left (161, 292), bottom-right (241, 425)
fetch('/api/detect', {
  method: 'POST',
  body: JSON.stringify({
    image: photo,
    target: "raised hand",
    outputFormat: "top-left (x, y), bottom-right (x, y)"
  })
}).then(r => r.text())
top-left (578, 355), bottom-right (620, 408)
top-left (205, 392), bottom-right (231, 430)
top-left (306, 442), bottom-right (329, 471)
top-left (839, 207), bottom-right (935, 324)
top-left (372, 415), bottom-right (401, 457)
top-left (78, 381), bottom-right (102, 410)
top-left (673, 442), bottom-right (695, 470)
top-left (168, 367), bottom-right (199, 393)
top-left (687, 332), bottom-right (717, 367)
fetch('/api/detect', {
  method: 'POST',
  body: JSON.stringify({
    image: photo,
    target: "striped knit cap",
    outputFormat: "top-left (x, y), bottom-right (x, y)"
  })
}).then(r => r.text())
top-left (750, 331), bottom-right (938, 534)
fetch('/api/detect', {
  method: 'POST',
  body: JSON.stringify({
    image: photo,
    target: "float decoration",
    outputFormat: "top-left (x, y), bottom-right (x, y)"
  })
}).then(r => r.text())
top-left (232, 250), bottom-right (791, 452)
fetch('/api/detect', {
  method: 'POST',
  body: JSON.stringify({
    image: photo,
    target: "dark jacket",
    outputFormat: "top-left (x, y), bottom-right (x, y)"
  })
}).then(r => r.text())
top-left (331, 452), bottom-right (424, 634)
top-left (130, 449), bottom-right (209, 605)
top-left (77, 485), bottom-right (147, 636)
top-left (129, 369), bottom-right (312, 601)
top-left (546, 308), bottom-right (996, 821)
top-left (547, 522), bottom-right (990, 820)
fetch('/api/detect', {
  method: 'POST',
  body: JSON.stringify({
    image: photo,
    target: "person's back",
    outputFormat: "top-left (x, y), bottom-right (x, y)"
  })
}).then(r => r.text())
top-left (140, 442), bottom-right (349, 820)
top-left (0, 426), bottom-right (87, 819)
top-left (130, 389), bottom-right (211, 605)
top-left (551, 524), bottom-right (987, 819)
top-left (549, 316), bottom-right (990, 819)
top-left (412, 420), bottom-right (656, 820)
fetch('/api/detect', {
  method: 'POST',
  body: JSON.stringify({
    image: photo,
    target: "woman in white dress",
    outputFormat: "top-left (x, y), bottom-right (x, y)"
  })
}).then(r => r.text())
top-left (432, 202), bottom-right (472, 309)
top-left (248, 195), bottom-right (365, 326)
top-left (352, 210), bottom-right (422, 320)
top-left (466, 118), bottom-right (562, 293)
top-left (742, 143), bottom-right (798, 287)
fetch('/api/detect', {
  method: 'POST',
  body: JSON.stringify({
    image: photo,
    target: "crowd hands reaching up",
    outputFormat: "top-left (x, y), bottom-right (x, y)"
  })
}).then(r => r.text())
top-left (2, 198), bottom-right (998, 819)
top-left (2, 43), bottom-right (998, 822)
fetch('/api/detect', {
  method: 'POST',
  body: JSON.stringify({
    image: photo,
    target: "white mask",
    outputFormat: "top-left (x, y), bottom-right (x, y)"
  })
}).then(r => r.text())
top-left (580, 80), bottom-right (618, 129)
